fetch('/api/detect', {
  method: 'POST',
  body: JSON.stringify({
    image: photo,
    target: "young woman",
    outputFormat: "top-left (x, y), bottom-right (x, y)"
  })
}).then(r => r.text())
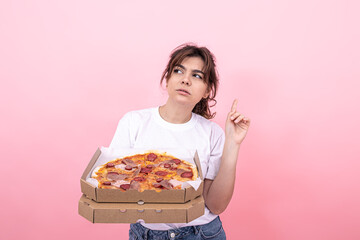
top-left (109, 43), bottom-right (251, 240)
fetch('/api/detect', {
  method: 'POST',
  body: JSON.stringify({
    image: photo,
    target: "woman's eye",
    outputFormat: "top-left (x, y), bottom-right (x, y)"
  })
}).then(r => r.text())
top-left (193, 74), bottom-right (203, 79)
top-left (174, 69), bottom-right (182, 74)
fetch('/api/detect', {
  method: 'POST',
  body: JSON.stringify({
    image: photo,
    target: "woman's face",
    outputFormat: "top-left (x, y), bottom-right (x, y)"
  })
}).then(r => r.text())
top-left (166, 56), bottom-right (209, 108)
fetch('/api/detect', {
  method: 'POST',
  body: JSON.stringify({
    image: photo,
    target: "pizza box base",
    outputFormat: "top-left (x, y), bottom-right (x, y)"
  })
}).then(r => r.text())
top-left (78, 194), bottom-right (205, 223)
top-left (80, 148), bottom-right (204, 203)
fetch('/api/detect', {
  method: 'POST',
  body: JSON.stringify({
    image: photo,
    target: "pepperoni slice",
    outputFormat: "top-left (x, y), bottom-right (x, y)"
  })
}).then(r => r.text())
top-left (120, 184), bottom-right (130, 190)
top-left (170, 167), bottom-right (177, 171)
top-left (156, 178), bottom-right (163, 183)
top-left (107, 171), bottom-right (119, 175)
top-left (103, 181), bottom-right (112, 185)
top-left (147, 153), bottom-right (157, 161)
top-left (106, 163), bottom-right (115, 168)
top-left (133, 177), bottom-right (145, 182)
top-left (146, 165), bottom-right (154, 169)
top-left (173, 159), bottom-right (181, 165)
top-left (140, 167), bottom-right (152, 173)
top-left (164, 163), bottom-right (171, 168)
top-left (181, 171), bottom-right (193, 178)
top-left (155, 171), bottom-right (168, 176)
top-left (125, 165), bottom-right (133, 170)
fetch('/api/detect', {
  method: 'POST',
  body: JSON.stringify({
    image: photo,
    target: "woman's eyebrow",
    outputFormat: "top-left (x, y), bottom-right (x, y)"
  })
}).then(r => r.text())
top-left (176, 64), bottom-right (205, 75)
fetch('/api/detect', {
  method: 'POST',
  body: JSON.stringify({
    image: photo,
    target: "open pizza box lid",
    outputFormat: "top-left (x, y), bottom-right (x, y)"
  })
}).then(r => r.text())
top-left (78, 194), bottom-right (205, 223)
top-left (80, 148), bottom-right (204, 203)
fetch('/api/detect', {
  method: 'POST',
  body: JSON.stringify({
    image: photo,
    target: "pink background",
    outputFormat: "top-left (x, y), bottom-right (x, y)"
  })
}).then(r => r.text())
top-left (1, 1), bottom-right (359, 239)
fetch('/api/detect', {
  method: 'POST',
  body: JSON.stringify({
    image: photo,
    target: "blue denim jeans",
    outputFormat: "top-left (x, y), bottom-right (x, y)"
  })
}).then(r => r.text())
top-left (129, 216), bottom-right (226, 240)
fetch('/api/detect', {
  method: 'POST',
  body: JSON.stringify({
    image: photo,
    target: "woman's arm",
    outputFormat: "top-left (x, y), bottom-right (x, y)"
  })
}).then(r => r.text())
top-left (203, 99), bottom-right (250, 215)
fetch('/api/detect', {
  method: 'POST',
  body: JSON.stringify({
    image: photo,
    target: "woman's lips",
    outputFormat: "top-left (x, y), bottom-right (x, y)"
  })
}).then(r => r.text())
top-left (176, 89), bottom-right (190, 95)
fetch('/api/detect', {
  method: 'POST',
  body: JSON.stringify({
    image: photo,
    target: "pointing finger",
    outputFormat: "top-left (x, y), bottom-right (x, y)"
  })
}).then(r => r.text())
top-left (231, 99), bottom-right (238, 112)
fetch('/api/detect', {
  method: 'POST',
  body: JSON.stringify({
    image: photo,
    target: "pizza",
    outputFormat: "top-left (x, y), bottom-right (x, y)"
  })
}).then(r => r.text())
top-left (91, 152), bottom-right (198, 192)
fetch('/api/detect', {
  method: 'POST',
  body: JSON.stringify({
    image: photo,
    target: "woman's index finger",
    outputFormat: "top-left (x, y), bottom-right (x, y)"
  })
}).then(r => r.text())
top-left (231, 99), bottom-right (238, 112)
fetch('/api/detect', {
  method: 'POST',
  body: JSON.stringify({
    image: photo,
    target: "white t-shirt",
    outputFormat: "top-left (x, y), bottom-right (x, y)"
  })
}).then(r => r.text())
top-left (109, 107), bottom-right (225, 230)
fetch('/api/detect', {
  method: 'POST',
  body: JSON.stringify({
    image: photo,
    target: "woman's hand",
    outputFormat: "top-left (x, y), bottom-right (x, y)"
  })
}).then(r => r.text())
top-left (225, 99), bottom-right (251, 145)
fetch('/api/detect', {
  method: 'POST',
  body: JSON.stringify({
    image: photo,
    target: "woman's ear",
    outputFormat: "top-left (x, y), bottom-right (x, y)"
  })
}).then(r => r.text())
top-left (203, 89), bottom-right (210, 99)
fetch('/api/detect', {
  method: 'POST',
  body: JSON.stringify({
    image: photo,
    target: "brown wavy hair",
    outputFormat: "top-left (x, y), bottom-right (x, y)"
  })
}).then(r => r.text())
top-left (160, 43), bottom-right (219, 119)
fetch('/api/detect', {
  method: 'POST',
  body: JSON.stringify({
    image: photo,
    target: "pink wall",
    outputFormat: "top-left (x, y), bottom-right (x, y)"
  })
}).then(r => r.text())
top-left (1, 1), bottom-right (359, 239)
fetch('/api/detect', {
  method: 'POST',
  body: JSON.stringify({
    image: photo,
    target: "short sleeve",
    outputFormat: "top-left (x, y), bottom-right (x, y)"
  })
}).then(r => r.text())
top-left (108, 112), bottom-right (133, 149)
top-left (205, 124), bottom-right (225, 180)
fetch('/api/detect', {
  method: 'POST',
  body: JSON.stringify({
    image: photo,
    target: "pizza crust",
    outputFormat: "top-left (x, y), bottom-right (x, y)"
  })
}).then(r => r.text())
top-left (190, 164), bottom-right (198, 180)
top-left (91, 166), bottom-right (102, 178)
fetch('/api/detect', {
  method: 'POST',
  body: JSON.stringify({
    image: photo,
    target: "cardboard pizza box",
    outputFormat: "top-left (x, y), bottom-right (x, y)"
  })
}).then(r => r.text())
top-left (80, 148), bottom-right (204, 203)
top-left (78, 194), bottom-right (205, 223)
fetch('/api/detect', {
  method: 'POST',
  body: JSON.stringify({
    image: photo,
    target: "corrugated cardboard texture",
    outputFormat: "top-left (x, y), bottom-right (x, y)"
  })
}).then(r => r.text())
top-left (81, 148), bottom-right (204, 203)
top-left (184, 181), bottom-right (204, 202)
top-left (78, 195), bottom-right (205, 223)
top-left (80, 179), bottom-right (96, 200)
top-left (97, 188), bottom-right (187, 203)
top-left (78, 199), bottom-right (93, 222)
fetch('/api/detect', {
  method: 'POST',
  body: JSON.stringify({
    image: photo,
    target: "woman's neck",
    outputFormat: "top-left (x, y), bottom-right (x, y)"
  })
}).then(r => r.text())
top-left (159, 100), bottom-right (193, 124)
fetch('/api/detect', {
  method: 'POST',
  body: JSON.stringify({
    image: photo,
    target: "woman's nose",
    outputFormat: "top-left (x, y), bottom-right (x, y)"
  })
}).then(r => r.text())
top-left (181, 74), bottom-right (191, 86)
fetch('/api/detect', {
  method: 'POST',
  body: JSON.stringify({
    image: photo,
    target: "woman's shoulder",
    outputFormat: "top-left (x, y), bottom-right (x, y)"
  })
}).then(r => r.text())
top-left (128, 107), bottom-right (155, 115)
top-left (193, 113), bottom-right (224, 135)
top-left (122, 107), bottom-right (156, 121)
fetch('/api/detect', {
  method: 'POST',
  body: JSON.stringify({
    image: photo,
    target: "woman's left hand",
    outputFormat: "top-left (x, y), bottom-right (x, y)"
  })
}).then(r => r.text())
top-left (225, 99), bottom-right (251, 145)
